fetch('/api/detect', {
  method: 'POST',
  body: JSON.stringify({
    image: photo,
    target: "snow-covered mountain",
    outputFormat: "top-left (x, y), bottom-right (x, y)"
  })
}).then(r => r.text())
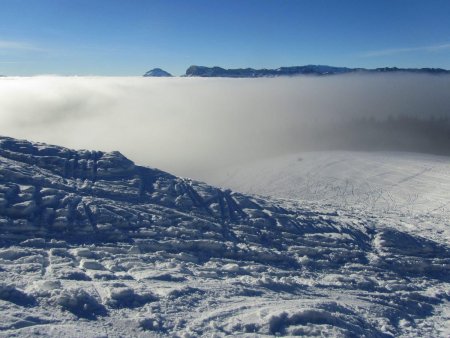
top-left (143, 68), bottom-right (172, 77)
top-left (184, 65), bottom-right (450, 77)
top-left (0, 137), bottom-right (448, 337)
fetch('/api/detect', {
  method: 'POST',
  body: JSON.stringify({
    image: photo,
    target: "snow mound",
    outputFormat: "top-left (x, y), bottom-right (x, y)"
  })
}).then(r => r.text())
top-left (0, 283), bottom-right (35, 306)
top-left (105, 284), bottom-right (157, 308)
top-left (54, 288), bottom-right (106, 319)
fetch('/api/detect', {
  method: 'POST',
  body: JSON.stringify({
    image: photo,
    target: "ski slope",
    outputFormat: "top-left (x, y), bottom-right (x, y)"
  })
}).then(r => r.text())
top-left (205, 151), bottom-right (450, 244)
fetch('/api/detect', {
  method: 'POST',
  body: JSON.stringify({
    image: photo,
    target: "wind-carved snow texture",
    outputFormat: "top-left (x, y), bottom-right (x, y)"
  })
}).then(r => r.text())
top-left (0, 136), bottom-right (448, 337)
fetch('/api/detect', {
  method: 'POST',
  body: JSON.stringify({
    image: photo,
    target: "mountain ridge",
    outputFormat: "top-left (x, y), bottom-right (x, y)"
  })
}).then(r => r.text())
top-left (184, 64), bottom-right (450, 77)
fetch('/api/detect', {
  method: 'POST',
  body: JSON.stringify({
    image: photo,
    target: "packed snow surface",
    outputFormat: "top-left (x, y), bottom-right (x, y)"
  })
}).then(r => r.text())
top-left (0, 137), bottom-right (448, 337)
top-left (206, 151), bottom-right (450, 243)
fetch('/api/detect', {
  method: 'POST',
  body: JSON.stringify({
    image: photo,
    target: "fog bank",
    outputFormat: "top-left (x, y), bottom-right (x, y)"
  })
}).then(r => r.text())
top-left (0, 75), bottom-right (449, 179)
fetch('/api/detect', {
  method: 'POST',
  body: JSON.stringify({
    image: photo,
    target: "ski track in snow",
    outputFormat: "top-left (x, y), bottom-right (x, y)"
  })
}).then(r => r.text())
top-left (205, 151), bottom-right (450, 244)
top-left (0, 138), bottom-right (449, 337)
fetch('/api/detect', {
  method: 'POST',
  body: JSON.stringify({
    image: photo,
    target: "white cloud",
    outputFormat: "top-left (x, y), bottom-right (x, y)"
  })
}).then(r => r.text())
top-left (0, 75), bottom-right (449, 179)
top-left (360, 42), bottom-right (450, 57)
top-left (0, 40), bottom-right (42, 52)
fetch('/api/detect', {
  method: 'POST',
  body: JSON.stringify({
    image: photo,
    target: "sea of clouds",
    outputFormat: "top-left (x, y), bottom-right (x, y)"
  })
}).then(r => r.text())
top-left (1, 74), bottom-right (449, 179)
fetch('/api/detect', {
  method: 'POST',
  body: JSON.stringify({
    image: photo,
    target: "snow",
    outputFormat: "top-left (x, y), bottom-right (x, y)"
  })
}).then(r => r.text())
top-left (204, 151), bottom-right (450, 243)
top-left (0, 137), bottom-right (449, 337)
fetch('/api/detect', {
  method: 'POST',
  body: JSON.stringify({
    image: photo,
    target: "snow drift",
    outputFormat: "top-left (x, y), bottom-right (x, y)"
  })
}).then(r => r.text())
top-left (0, 136), bottom-right (448, 337)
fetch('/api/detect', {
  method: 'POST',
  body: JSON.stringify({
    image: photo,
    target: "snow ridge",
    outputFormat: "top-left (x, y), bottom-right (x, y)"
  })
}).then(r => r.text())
top-left (0, 136), bottom-right (448, 337)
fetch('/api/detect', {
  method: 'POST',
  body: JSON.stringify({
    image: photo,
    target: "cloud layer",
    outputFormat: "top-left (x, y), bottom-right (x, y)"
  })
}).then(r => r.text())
top-left (361, 42), bottom-right (450, 57)
top-left (0, 75), bottom-right (450, 179)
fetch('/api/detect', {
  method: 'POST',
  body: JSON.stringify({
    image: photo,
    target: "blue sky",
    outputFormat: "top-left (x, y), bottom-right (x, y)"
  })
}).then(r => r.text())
top-left (0, 0), bottom-right (450, 75)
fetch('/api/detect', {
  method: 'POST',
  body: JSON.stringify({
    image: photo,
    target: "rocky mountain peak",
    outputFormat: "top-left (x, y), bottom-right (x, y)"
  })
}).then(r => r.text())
top-left (143, 68), bottom-right (172, 77)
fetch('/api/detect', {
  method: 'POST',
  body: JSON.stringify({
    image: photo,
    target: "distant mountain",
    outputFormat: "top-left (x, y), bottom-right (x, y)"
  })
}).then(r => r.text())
top-left (143, 68), bottom-right (172, 77)
top-left (184, 65), bottom-right (450, 77)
